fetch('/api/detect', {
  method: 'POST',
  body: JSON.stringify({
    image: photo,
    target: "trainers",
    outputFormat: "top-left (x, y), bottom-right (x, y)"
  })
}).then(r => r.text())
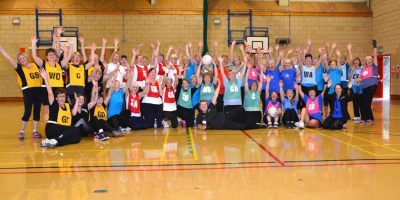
top-left (112, 130), bottom-right (122, 137)
top-left (267, 122), bottom-right (272, 129)
top-left (94, 132), bottom-right (109, 141)
top-left (366, 119), bottom-right (373, 125)
top-left (352, 117), bottom-right (360, 121)
top-left (359, 120), bottom-right (366, 124)
top-left (125, 127), bottom-right (131, 132)
top-left (273, 122), bottom-right (279, 128)
top-left (181, 120), bottom-right (187, 127)
top-left (18, 131), bottom-right (25, 140)
top-left (32, 130), bottom-right (42, 138)
top-left (296, 121), bottom-right (305, 129)
top-left (162, 120), bottom-right (170, 128)
top-left (41, 138), bottom-right (57, 148)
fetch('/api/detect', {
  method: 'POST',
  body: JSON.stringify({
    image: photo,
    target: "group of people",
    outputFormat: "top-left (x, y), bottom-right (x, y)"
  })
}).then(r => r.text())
top-left (0, 27), bottom-right (379, 148)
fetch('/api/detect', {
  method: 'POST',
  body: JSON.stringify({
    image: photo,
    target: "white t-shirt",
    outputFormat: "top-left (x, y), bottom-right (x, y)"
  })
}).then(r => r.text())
top-left (106, 63), bottom-right (126, 88)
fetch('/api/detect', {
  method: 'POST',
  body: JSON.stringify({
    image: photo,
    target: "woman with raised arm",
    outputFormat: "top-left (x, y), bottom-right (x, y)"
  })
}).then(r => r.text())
top-left (88, 75), bottom-right (116, 141)
top-left (323, 50), bottom-right (342, 117)
top-left (84, 40), bottom-right (106, 101)
top-left (130, 47), bottom-right (149, 89)
top-left (358, 41), bottom-right (379, 124)
top-left (126, 82), bottom-right (149, 130)
top-left (296, 76), bottom-right (326, 129)
top-left (323, 81), bottom-right (353, 130)
top-left (176, 73), bottom-right (200, 127)
top-left (71, 82), bottom-right (97, 138)
top-left (160, 68), bottom-right (179, 128)
top-left (264, 75), bottom-right (282, 128)
top-left (31, 34), bottom-right (69, 122)
top-left (347, 43), bottom-right (363, 122)
top-left (280, 81), bottom-right (300, 129)
top-left (0, 45), bottom-right (43, 139)
top-left (141, 67), bottom-right (163, 128)
top-left (243, 63), bottom-right (263, 127)
top-left (39, 67), bottom-right (81, 148)
top-left (62, 40), bottom-right (94, 102)
top-left (104, 66), bottom-right (132, 136)
top-left (196, 58), bottom-right (219, 105)
top-left (218, 56), bottom-right (245, 112)
top-left (104, 38), bottom-right (125, 91)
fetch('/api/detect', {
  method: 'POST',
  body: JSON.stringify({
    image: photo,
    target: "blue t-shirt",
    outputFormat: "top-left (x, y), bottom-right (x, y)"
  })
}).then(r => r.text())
top-left (185, 62), bottom-right (197, 81)
top-left (264, 68), bottom-right (281, 93)
top-left (315, 65), bottom-right (325, 91)
top-left (332, 97), bottom-right (343, 118)
top-left (282, 98), bottom-right (298, 114)
top-left (280, 68), bottom-right (297, 91)
top-left (107, 89), bottom-right (124, 119)
top-left (327, 68), bottom-right (342, 94)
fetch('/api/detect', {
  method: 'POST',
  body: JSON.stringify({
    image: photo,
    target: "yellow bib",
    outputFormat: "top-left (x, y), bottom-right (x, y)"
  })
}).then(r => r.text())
top-left (22, 63), bottom-right (42, 89)
top-left (68, 63), bottom-right (85, 87)
top-left (94, 105), bottom-right (107, 120)
top-left (46, 62), bottom-right (64, 88)
top-left (57, 103), bottom-right (72, 126)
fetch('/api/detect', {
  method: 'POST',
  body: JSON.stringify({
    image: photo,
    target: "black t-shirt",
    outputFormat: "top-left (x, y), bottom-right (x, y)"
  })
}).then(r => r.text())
top-left (84, 61), bottom-right (104, 100)
top-left (196, 103), bottom-right (226, 129)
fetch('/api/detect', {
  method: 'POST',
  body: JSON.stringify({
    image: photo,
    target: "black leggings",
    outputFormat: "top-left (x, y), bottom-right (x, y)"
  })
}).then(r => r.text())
top-left (163, 111), bottom-right (178, 128)
top-left (224, 105), bottom-right (241, 113)
top-left (142, 103), bottom-right (163, 128)
top-left (244, 111), bottom-right (262, 125)
top-left (216, 94), bottom-right (224, 112)
top-left (45, 123), bottom-right (81, 146)
top-left (74, 118), bottom-right (94, 137)
top-left (360, 85), bottom-right (376, 121)
top-left (91, 118), bottom-right (115, 132)
top-left (22, 88), bottom-right (42, 122)
top-left (282, 109), bottom-right (299, 125)
top-left (221, 107), bottom-right (255, 130)
top-left (352, 92), bottom-right (362, 118)
top-left (177, 106), bottom-right (194, 127)
top-left (107, 112), bottom-right (129, 130)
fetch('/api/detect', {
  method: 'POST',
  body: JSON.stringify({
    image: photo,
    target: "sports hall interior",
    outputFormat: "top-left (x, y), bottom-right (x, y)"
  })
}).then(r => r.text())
top-left (0, 0), bottom-right (400, 199)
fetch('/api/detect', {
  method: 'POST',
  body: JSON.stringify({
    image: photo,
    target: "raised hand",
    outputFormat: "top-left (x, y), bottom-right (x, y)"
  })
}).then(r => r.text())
top-left (102, 38), bottom-right (107, 45)
top-left (187, 42), bottom-right (192, 48)
top-left (327, 80), bottom-right (332, 88)
top-left (331, 42), bottom-right (337, 49)
top-left (324, 74), bottom-right (330, 82)
top-left (266, 75), bottom-right (271, 83)
top-left (217, 56), bottom-right (224, 64)
top-left (132, 48), bottom-right (138, 56)
top-left (231, 40), bottom-right (236, 46)
top-left (78, 36), bottom-right (85, 44)
top-left (347, 43), bottom-right (352, 50)
top-left (90, 43), bottom-right (96, 52)
top-left (31, 35), bottom-right (38, 45)
top-left (336, 50), bottom-right (341, 57)
top-left (39, 67), bottom-right (47, 80)
top-left (114, 38), bottom-right (119, 46)
top-left (306, 39), bottom-right (312, 46)
top-left (347, 81), bottom-right (353, 89)
top-left (279, 80), bottom-right (284, 88)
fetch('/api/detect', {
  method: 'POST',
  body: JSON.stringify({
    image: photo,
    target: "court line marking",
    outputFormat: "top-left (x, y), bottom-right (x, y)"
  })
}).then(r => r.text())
top-left (317, 132), bottom-right (379, 156)
top-left (241, 130), bottom-right (285, 166)
top-left (345, 134), bottom-right (400, 154)
top-left (1, 162), bottom-right (400, 174)
top-left (160, 129), bottom-right (170, 161)
top-left (187, 128), bottom-right (198, 161)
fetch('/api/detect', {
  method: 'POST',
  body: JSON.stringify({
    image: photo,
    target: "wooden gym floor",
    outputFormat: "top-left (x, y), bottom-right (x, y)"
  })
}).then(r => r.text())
top-left (0, 100), bottom-right (399, 200)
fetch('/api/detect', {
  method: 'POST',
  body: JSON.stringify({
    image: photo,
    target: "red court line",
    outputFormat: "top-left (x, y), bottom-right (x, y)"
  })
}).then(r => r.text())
top-left (1, 161), bottom-right (400, 175)
top-left (241, 130), bottom-right (286, 166)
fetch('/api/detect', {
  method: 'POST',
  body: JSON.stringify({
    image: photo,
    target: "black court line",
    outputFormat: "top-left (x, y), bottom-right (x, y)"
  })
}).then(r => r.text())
top-left (2, 158), bottom-right (400, 171)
